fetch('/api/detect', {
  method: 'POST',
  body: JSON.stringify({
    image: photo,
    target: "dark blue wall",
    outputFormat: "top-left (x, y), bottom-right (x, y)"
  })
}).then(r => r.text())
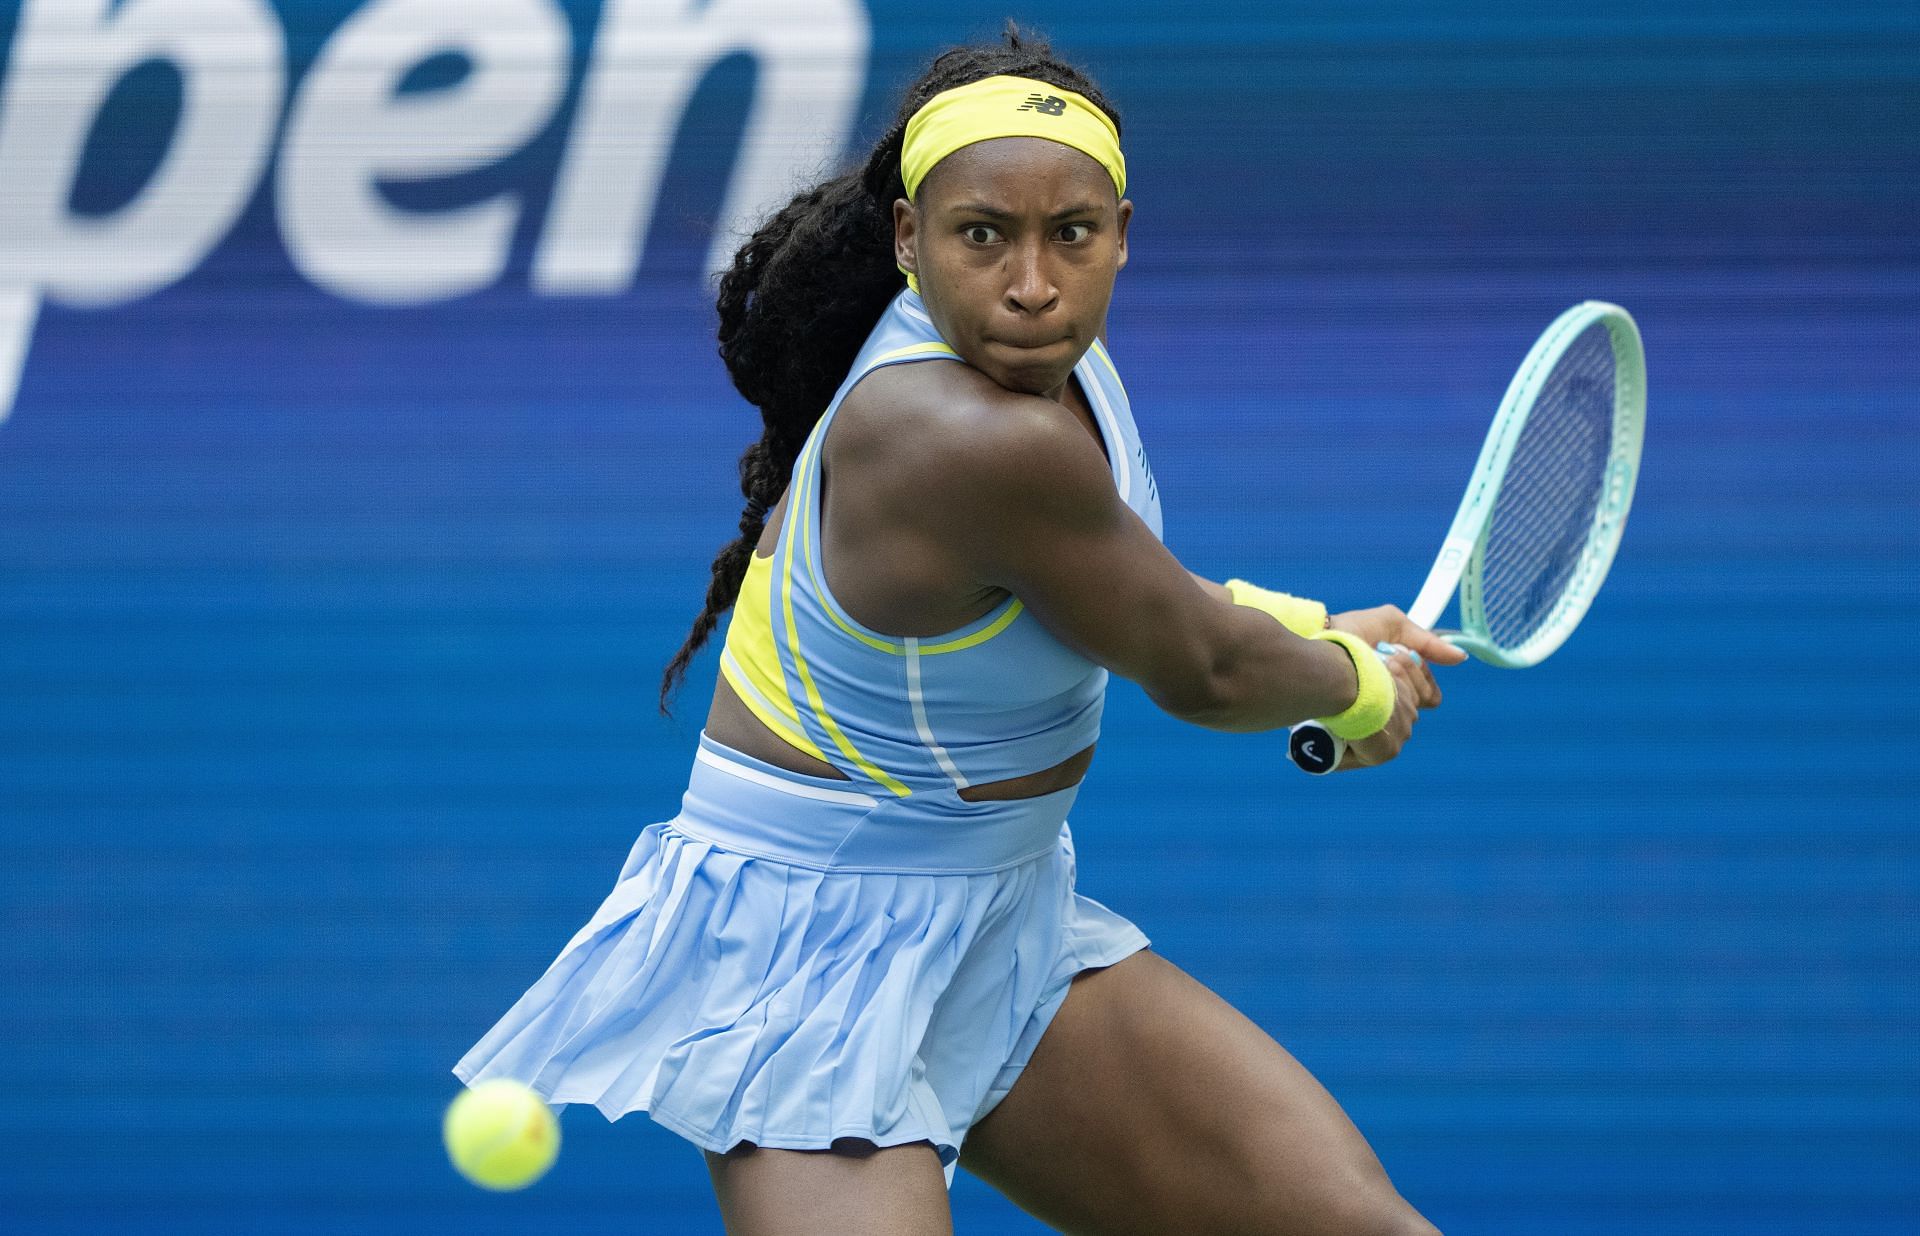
top-left (3, 2), bottom-right (1916, 1232)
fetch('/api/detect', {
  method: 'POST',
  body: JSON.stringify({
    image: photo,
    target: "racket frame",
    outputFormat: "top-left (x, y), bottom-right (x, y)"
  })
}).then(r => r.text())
top-left (1416, 301), bottom-right (1646, 667)
top-left (1285, 300), bottom-right (1646, 775)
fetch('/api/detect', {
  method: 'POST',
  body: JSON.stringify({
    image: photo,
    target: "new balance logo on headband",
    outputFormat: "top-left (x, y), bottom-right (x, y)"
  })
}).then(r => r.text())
top-left (1017, 94), bottom-right (1067, 116)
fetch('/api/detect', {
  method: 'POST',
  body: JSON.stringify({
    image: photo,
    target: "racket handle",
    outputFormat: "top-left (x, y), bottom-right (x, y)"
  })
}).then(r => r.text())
top-left (1287, 722), bottom-right (1345, 775)
top-left (1285, 642), bottom-right (1420, 776)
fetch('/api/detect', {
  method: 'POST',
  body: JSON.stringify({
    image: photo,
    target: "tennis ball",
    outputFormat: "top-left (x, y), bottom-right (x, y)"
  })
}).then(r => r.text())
top-left (442, 1078), bottom-right (560, 1191)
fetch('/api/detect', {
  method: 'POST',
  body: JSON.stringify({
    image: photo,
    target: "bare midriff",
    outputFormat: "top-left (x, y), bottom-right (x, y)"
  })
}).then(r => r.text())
top-left (704, 671), bottom-right (1095, 801)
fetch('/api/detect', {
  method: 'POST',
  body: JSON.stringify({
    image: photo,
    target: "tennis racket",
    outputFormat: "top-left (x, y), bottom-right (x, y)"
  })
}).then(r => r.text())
top-left (1286, 300), bottom-right (1647, 775)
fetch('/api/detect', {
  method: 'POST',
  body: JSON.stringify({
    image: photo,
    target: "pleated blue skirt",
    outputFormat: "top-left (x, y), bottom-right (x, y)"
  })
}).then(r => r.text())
top-left (451, 733), bottom-right (1150, 1179)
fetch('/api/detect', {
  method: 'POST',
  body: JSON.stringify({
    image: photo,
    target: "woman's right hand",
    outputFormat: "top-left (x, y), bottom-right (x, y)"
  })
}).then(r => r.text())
top-left (1337, 654), bottom-right (1423, 771)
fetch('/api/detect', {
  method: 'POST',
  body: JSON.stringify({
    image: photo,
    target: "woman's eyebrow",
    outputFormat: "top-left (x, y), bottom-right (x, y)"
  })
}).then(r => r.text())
top-left (947, 201), bottom-right (1104, 221)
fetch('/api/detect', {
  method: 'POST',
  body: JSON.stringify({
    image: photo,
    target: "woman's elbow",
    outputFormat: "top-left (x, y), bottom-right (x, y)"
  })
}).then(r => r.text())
top-left (1146, 646), bottom-right (1248, 730)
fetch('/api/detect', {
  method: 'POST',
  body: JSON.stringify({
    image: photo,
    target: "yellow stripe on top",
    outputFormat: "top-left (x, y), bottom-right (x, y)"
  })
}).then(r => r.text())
top-left (719, 550), bottom-right (831, 763)
top-left (781, 427), bottom-right (913, 797)
top-left (917, 601), bottom-right (1023, 652)
top-left (872, 341), bottom-right (959, 365)
top-left (800, 506), bottom-right (1029, 657)
top-left (1090, 338), bottom-right (1128, 400)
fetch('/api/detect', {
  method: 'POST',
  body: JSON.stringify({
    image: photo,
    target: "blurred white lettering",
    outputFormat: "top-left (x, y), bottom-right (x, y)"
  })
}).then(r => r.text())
top-left (0, 0), bottom-right (871, 421)
top-left (278, 0), bottom-right (571, 304)
top-left (0, 291), bottom-right (37, 424)
top-left (0, 0), bottom-right (285, 304)
top-left (533, 0), bottom-right (869, 291)
top-left (0, 0), bottom-right (284, 420)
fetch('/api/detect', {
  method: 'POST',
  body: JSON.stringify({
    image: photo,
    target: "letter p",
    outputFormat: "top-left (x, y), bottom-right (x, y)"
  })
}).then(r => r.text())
top-left (0, 0), bottom-right (285, 422)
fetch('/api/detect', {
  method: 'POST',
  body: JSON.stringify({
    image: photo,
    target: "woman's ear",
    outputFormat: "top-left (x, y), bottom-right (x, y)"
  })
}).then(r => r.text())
top-left (893, 198), bottom-right (919, 282)
top-left (1115, 198), bottom-right (1133, 272)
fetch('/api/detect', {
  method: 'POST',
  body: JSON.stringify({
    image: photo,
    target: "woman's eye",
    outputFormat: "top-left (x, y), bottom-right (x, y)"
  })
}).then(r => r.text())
top-left (963, 225), bottom-right (999, 244)
top-left (1059, 223), bottom-right (1092, 243)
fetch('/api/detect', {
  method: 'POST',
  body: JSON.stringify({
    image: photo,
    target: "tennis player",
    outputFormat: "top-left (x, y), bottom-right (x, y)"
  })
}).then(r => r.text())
top-left (455, 26), bottom-right (1463, 1235)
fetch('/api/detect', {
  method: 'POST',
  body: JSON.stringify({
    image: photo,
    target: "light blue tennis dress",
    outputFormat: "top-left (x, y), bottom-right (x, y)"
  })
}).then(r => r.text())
top-left (452, 286), bottom-right (1162, 1184)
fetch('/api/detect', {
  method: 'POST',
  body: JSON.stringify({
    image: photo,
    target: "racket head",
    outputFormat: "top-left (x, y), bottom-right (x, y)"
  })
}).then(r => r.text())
top-left (1451, 302), bottom-right (1646, 668)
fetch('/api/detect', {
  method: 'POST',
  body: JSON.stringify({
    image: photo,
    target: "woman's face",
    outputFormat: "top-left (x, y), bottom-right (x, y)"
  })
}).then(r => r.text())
top-left (895, 136), bottom-right (1131, 399)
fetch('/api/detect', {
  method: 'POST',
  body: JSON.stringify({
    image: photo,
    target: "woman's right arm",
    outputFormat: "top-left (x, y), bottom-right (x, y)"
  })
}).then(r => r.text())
top-left (900, 382), bottom-right (1414, 744)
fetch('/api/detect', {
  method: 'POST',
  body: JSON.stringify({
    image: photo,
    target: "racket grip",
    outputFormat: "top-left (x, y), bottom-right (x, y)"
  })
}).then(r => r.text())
top-left (1285, 642), bottom-right (1420, 776)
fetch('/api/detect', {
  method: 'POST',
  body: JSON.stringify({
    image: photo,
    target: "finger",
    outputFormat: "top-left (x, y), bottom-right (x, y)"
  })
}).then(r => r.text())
top-left (1416, 661), bottom-right (1441, 707)
top-left (1384, 650), bottom-right (1437, 706)
top-left (1403, 626), bottom-right (1468, 665)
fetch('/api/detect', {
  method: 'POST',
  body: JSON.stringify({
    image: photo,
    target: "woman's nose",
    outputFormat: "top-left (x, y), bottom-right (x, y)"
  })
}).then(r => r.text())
top-left (1004, 244), bottom-right (1058, 314)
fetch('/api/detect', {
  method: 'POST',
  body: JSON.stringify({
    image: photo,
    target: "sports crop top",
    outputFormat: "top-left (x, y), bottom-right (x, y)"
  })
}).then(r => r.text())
top-left (718, 286), bottom-right (1163, 798)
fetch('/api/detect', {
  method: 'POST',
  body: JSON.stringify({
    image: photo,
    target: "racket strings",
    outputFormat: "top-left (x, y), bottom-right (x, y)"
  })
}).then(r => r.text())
top-left (1480, 322), bottom-right (1615, 650)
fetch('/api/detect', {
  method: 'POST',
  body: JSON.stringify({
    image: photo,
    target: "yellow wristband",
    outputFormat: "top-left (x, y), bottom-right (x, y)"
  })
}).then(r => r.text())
top-left (1311, 628), bottom-right (1397, 740)
top-left (1224, 578), bottom-right (1328, 638)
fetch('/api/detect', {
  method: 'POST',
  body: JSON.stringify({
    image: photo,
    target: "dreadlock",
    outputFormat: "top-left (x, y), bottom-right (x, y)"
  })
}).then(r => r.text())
top-left (658, 21), bottom-right (1123, 714)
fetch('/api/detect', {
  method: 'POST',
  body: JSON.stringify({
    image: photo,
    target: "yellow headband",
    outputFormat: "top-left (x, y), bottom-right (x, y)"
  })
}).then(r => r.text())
top-left (900, 74), bottom-right (1125, 203)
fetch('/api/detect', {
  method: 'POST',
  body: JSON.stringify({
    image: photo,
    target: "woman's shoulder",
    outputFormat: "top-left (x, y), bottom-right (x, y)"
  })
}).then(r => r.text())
top-left (829, 357), bottom-right (1117, 543)
top-left (835, 359), bottom-right (1090, 478)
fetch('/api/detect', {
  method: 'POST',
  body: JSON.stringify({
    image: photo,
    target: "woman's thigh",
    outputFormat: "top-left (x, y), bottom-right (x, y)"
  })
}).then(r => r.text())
top-left (704, 1138), bottom-right (953, 1236)
top-left (957, 950), bottom-right (1439, 1236)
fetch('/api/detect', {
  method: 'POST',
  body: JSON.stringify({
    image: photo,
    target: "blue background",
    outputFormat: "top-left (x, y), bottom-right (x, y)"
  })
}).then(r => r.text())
top-left (3, 1), bottom-right (1917, 1232)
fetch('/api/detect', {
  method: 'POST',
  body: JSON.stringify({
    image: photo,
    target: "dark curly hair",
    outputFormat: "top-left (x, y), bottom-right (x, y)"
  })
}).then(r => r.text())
top-left (658, 21), bottom-right (1123, 714)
